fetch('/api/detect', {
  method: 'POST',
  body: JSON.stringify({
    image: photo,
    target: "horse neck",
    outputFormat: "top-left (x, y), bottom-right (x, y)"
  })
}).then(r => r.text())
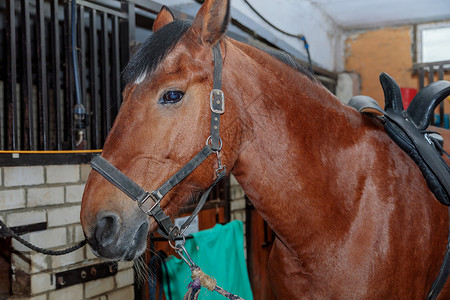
top-left (225, 39), bottom-right (366, 249)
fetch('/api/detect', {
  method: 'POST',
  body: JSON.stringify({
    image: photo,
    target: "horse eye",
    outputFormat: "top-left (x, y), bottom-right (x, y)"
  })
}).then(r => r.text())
top-left (160, 90), bottom-right (184, 104)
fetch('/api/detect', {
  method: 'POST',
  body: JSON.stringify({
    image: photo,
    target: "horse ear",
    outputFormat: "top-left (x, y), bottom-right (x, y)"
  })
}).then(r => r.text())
top-left (191, 0), bottom-right (231, 45)
top-left (153, 6), bottom-right (174, 32)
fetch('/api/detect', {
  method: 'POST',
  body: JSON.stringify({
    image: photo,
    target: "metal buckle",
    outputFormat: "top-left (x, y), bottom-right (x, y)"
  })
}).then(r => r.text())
top-left (206, 136), bottom-right (223, 151)
top-left (138, 191), bottom-right (160, 215)
top-left (210, 89), bottom-right (225, 114)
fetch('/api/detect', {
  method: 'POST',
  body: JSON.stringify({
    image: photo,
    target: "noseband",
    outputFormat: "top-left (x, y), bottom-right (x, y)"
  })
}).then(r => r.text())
top-left (90, 44), bottom-right (226, 241)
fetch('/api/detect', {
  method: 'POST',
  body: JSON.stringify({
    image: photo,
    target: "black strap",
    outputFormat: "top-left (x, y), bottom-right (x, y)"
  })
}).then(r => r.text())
top-left (91, 151), bottom-right (216, 239)
top-left (155, 145), bottom-right (213, 200)
top-left (91, 155), bottom-right (149, 203)
top-left (210, 44), bottom-right (224, 151)
top-left (385, 112), bottom-right (450, 204)
top-left (427, 208), bottom-right (450, 300)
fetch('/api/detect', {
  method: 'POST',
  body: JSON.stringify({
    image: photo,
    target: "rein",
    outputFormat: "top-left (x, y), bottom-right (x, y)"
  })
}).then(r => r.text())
top-left (90, 43), bottom-right (226, 241)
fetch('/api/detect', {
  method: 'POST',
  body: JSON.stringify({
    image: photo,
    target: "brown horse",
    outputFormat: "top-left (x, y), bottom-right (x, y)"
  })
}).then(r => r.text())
top-left (81, 0), bottom-right (450, 298)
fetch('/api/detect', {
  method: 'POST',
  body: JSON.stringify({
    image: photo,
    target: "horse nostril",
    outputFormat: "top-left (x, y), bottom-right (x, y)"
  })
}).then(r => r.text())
top-left (95, 212), bottom-right (120, 247)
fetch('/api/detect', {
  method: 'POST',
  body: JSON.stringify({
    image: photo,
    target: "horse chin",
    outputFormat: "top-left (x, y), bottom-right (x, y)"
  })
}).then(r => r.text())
top-left (88, 221), bottom-right (149, 262)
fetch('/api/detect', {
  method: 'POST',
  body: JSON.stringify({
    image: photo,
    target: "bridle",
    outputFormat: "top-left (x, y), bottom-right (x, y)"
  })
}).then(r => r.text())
top-left (90, 44), bottom-right (226, 241)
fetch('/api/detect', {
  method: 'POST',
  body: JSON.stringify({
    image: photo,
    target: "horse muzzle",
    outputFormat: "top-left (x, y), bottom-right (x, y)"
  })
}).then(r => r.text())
top-left (86, 210), bottom-right (149, 261)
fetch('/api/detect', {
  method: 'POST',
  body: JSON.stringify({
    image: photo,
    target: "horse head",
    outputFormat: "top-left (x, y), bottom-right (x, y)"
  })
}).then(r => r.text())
top-left (80, 0), bottom-right (241, 261)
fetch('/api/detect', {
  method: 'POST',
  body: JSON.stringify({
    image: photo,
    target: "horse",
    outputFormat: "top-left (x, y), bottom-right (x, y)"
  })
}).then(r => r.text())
top-left (80, 0), bottom-right (450, 298)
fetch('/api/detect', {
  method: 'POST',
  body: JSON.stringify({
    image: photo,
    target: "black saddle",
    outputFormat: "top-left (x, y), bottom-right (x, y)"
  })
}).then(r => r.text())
top-left (349, 73), bottom-right (450, 206)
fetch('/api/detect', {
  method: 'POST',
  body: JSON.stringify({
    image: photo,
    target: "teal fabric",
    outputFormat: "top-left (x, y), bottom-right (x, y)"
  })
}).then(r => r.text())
top-left (162, 220), bottom-right (253, 300)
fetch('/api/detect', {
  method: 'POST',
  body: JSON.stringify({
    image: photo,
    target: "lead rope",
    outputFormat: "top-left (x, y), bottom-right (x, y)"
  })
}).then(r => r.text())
top-left (0, 219), bottom-right (86, 255)
top-left (170, 243), bottom-right (245, 300)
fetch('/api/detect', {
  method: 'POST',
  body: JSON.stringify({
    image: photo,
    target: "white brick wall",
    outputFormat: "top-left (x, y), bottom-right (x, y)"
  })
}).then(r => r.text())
top-left (7, 210), bottom-right (46, 227)
top-left (84, 276), bottom-right (115, 298)
top-left (1, 163), bottom-right (135, 300)
top-left (229, 174), bottom-right (247, 255)
top-left (48, 284), bottom-right (84, 300)
top-left (115, 268), bottom-right (134, 289)
top-left (50, 248), bottom-right (84, 269)
top-left (107, 286), bottom-right (134, 300)
top-left (46, 165), bottom-right (80, 184)
top-left (28, 187), bottom-right (64, 207)
top-left (65, 184), bottom-right (85, 203)
top-left (68, 224), bottom-right (85, 244)
top-left (47, 205), bottom-right (81, 227)
top-left (30, 253), bottom-right (49, 273)
top-left (12, 228), bottom-right (67, 252)
top-left (4, 166), bottom-right (44, 187)
top-left (230, 174), bottom-right (246, 223)
top-left (0, 189), bottom-right (25, 211)
top-left (30, 272), bottom-right (55, 294)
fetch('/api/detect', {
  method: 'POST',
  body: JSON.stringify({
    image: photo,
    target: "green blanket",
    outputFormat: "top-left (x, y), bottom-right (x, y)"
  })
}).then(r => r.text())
top-left (162, 220), bottom-right (253, 300)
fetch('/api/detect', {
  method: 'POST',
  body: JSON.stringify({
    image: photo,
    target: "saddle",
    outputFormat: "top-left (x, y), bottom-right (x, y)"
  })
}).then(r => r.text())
top-left (349, 73), bottom-right (450, 206)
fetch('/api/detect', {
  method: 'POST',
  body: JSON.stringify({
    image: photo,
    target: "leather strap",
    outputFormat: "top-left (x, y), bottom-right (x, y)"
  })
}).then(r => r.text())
top-left (384, 112), bottom-right (450, 205)
top-left (91, 155), bottom-right (149, 203)
top-left (154, 145), bottom-right (214, 201)
top-left (210, 44), bottom-right (224, 151)
top-left (427, 207), bottom-right (450, 300)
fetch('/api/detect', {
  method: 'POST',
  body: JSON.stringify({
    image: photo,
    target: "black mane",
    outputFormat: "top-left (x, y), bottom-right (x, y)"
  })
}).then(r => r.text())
top-left (263, 48), bottom-right (317, 82)
top-left (122, 18), bottom-right (315, 86)
top-left (122, 19), bottom-right (192, 85)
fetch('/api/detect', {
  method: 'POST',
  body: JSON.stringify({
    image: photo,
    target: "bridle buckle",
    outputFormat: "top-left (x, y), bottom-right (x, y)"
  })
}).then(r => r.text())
top-left (138, 191), bottom-right (160, 215)
top-left (210, 89), bottom-right (225, 114)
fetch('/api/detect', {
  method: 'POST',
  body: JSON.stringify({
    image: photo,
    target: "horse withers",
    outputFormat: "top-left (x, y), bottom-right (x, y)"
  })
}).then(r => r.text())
top-left (81, 0), bottom-right (450, 298)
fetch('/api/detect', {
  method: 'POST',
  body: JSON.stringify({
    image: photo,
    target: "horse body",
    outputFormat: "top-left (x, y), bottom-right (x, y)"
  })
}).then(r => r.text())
top-left (225, 38), bottom-right (449, 298)
top-left (81, 0), bottom-right (450, 297)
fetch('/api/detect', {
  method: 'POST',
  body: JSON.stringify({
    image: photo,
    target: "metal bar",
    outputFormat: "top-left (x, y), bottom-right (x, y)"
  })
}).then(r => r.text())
top-left (438, 64), bottom-right (445, 81)
top-left (6, 0), bottom-right (18, 150)
top-left (101, 12), bottom-right (111, 135)
top-left (419, 68), bottom-right (425, 90)
top-left (428, 66), bottom-right (435, 85)
top-left (77, 0), bottom-right (128, 19)
top-left (427, 66), bottom-right (436, 126)
top-left (413, 60), bottom-right (450, 71)
top-left (89, 8), bottom-right (101, 148)
top-left (439, 63), bottom-right (445, 127)
top-left (112, 15), bottom-right (121, 116)
top-left (64, 3), bottom-right (75, 149)
top-left (20, 0), bottom-right (34, 150)
top-left (52, 0), bottom-right (63, 150)
top-left (120, 1), bottom-right (135, 72)
top-left (36, 0), bottom-right (49, 150)
top-left (79, 5), bottom-right (87, 120)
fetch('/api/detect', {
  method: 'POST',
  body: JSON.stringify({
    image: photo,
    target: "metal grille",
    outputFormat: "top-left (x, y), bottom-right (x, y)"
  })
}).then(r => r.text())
top-left (414, 60), bottom-right (450, 128)
top-left (1, 0), bottom-right (133, 151)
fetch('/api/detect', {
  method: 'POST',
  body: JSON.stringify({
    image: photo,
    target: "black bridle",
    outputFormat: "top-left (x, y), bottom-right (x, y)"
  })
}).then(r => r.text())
top-left (90, 44), bottom-right (226, 241)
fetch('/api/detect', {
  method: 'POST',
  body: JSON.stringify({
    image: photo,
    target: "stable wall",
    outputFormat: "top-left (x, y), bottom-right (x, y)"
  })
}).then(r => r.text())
top-left (344, 25), bottom-right (450, 105)
top-left (0, 164), bottom-right (134, 300)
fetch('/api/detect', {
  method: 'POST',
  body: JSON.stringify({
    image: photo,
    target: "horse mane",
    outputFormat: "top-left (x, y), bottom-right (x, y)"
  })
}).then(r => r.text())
top-left (122, 18), bottom-right (316, 85)
top-left (261, 48), bottom-right (317, 82)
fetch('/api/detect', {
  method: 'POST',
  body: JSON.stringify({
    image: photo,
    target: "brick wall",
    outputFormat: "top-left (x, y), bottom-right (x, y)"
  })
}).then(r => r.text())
top-left (0, 164), bottom-right (134, 300)
top-left (345, 25), bottom-right (450, 107)
top-left (229, 174), bottom-right (247, 255)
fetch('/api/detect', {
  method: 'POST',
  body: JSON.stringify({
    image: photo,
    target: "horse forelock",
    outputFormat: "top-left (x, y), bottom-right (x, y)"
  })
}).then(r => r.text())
top-left (122, 19), bottom-right (193, 86)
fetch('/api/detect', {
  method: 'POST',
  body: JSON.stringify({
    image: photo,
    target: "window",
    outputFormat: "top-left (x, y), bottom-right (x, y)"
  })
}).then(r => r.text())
top-left (416, 22), bottom-right (450, 63)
